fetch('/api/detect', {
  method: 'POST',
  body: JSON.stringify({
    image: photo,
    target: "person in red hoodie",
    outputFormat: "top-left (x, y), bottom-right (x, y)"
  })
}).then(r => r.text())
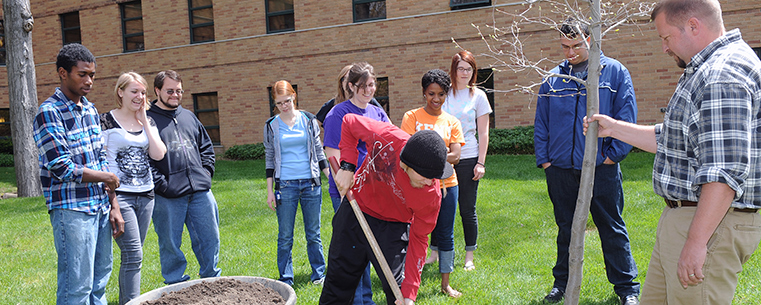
top-left (319, 114), bottom-right (452, 305)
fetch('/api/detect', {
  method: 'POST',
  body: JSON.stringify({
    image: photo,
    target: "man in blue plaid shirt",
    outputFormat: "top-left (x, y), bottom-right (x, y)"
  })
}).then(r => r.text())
top-left (33, 43), bottom-right (124, 305)
top-left (585, 1), bottom-right (761, 304)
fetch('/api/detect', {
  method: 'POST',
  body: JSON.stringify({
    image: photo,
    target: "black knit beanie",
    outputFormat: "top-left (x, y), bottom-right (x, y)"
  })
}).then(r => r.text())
top-left (399, 130), bottom-right (453, 180)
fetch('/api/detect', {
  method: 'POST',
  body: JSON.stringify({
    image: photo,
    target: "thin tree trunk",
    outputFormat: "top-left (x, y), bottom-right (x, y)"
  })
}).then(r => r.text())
top-left (564, 0), bottom-right (602, 304)
top-left (4, 0), bottom-right (42, 197)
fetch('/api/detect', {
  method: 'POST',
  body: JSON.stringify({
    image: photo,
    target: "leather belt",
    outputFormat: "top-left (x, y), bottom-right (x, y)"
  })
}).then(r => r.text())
top-left (665, 199), bottom-right (758, 213)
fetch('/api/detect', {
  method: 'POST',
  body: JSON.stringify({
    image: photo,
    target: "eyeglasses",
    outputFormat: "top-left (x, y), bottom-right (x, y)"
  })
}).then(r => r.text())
top-left (164, 89), bottom-right (184, 95)
top-left (275, 98), bottom-right (293, 107)
top-left (457, 67), bottom-right (473, 73)
top-left (561, 43), bottom-right (586, 51)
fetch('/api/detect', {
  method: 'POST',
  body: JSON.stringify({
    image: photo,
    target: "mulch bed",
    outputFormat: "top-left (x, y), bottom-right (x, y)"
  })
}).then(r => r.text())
top-left (141, 278), bottom-right (287, 305)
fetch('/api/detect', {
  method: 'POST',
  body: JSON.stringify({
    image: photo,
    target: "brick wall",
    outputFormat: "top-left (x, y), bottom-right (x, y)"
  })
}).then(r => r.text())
top-left (0, 0), bottom-right (759, 151)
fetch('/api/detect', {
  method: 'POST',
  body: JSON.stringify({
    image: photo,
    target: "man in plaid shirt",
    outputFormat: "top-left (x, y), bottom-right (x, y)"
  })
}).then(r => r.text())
top-left (33, 43), bottom-right (124, 305)
top-left (586, 1), bottom-right (761, 304)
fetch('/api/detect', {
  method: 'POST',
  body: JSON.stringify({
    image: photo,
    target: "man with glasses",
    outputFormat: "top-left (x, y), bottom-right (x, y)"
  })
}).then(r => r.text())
top-left (147, 70), bottom-right (221, 284)
top-left (533, 17), bottom-right (640, 305)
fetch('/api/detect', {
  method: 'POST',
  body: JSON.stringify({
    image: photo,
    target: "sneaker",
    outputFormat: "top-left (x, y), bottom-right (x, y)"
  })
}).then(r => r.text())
top-left (544, 288), bottom-right (564, 303)
top-left (312, 277), bottom-right (325, 286)
top-left (620, 295), bottom-right (639, 305)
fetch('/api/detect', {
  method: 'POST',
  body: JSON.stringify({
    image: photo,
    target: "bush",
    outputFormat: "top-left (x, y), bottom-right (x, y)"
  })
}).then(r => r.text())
top-left (0, 139), bottom-right (12, 154)
top-left (224, 143), bottom-right (266, 160)
top-left (0, 154), bottom-right (13, 167)
top-left (488, 125), bottom-right (535, 155)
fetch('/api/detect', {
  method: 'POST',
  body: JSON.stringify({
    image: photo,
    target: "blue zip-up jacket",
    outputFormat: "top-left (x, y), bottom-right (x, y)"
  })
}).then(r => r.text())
top-left (147, 101), bottom-right (215, 198)
top-left (263, 110), bottom-right (328, 187)
top-left (534, 53), bottom-right (637, 170)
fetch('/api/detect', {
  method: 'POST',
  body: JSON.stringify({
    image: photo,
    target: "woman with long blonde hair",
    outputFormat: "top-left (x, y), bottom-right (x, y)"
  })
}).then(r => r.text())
top-left (101, 71), bottom-right (166, 304)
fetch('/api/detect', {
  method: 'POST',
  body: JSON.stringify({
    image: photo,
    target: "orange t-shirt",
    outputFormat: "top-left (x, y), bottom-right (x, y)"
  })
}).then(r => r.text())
top-left (400, 107), bottom-right (465, 188)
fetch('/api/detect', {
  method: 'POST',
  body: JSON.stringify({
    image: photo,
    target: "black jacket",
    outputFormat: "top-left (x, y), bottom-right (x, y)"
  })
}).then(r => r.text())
top-left (146, 100), bottom-right (215, 198)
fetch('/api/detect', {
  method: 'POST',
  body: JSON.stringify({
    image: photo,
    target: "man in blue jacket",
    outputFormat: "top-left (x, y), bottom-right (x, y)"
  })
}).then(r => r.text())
top-left (147, 70), bottom-right (221, 284)
top-left (533, 18), bottom-right (640, 305)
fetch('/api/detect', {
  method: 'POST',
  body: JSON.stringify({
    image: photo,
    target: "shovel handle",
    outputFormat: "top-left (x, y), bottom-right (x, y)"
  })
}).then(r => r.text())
top-left (328, 156), bottom-right (404, 303)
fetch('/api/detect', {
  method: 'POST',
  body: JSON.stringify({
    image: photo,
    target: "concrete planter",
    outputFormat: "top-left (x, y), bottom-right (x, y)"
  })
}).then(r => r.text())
top-left (125, 276), bottom-right (296, 305)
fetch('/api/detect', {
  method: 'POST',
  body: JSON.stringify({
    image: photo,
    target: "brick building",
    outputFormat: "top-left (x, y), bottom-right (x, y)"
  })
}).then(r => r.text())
top-left (0, 0), bottom-right (759, 152)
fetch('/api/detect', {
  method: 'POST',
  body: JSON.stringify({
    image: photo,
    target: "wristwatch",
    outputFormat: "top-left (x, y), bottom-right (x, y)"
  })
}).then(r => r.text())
top-left (339, 161), bottom-right (357, 172)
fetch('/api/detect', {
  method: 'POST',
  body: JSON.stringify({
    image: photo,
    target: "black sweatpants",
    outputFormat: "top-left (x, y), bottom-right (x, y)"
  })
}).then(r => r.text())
top-left (319, 198), bottom-right (409, 305)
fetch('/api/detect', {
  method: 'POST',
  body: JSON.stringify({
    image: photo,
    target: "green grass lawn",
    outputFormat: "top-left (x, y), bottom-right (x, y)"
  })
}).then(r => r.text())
top-left (1, 152), bottom-right (760, 304)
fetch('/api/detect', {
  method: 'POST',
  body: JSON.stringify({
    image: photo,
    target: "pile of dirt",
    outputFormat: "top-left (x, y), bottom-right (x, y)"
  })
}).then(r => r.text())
top-left (141, 278), bottom-right (287, 305)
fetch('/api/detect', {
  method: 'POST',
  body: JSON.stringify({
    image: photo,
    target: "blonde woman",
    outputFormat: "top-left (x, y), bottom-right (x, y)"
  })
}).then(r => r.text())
top-left (100, 72), bottom-right (166, 304)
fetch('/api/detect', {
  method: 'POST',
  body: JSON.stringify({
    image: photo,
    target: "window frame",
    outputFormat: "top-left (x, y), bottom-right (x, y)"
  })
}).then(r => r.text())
top-left (375, 77), bottom-right (390, 115)
top-left (0, 20), bottom-right (5, 66)
top-left (266, 0), bottom-right (295, 34)
top-left (0, 108), bottom-right (10, 139)
top-left (188, 0), bottom-right (215, 44)
top-left (192, 92), bottom-right (221, 145)
top-left (60, 11), bottom-right (82, 45)
top-left (450, 0), bottom-right (491, 10)
top-left (120, 1), bottom-right (145, 52)
top-left (353, 0), bottom-right (386, 23)
top-left (476, 68), bottom-right (495, 128)
top-left (753, 47), bottom-right (761, 60)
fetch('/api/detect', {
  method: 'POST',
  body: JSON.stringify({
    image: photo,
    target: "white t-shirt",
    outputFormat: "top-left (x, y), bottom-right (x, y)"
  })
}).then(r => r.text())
top-left (442, 88), bottom-right (492, 158)
top-left (101, 111), bottom-right (154, 193)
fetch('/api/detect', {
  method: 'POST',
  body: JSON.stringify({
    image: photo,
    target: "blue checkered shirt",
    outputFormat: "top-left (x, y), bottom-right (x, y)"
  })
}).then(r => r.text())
top-left (33, 88), bottom-right (110, 214)
top-left (653, 29), bottom-right (761, 209)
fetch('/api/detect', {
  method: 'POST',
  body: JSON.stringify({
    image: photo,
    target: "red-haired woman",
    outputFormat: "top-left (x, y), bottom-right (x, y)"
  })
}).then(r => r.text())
top-left (264, 80), bottom-right (329, 286)
top-left (433, 50), bottom-right (492, 271)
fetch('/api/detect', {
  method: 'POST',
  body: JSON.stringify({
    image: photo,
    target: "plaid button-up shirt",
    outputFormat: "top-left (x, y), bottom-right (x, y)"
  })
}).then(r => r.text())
top-left (653, 29), bottom-right (761, 209)
top-left (33, 88), bottom-right (110, 214)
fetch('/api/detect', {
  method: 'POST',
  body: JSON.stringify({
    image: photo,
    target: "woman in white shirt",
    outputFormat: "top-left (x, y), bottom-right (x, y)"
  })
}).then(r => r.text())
top-left (101, 72), bottom-right (166, 304)
top-left (434, 50), bottom-right (492, 271)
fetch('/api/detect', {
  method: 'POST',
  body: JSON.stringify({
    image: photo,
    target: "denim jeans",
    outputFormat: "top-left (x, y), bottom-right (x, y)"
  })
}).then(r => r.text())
top-left (545, 164), bottom-right (639, 296)
top-left (50, 208), bottom-right (113, 305)
top-left (331, 195), bottom-right (375, 305)
top-left (431, 186), bottom-right (458, 273)
top-left (153, 190), bottom-right (221, 284)
top-left (277, 179), bottom-right (326, 285)
top-left (114, 193), bottom-right (154, 304)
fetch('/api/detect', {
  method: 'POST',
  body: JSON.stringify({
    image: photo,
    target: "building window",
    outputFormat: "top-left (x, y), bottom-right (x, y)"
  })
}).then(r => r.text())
top-left (120, 1), bottom-right (144, 52)
top-left (267, 85), bottom-right (298, 117)
top-left (375, 77), bottom-right (390, 115)
top-left (353, 0), bottom-right (386, 22)
top-left (193, 92), bottom-right (220, 145)
top-left (0, 20), bottom-right (6, 66)
top-left (0, 108), bottom-right (10, 138)
top-left (754, 47), bottom-right (761, 60)
top-left (189, 0), bottom-right (214, 43)
top-left (266, 0), bottom-right (295, 33)
top-left (60, 12), bottom-right (81, 45)
top-left (450, 0), bottom-right (491, 10)
top-left (476, 68), bottom-right (495, 128)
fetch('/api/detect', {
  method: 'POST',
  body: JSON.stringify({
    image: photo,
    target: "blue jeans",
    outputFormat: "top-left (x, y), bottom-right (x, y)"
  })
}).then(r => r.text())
top-left (50, 208), bottom-right (113, 305)
top-left (152, 190), bottom-right (221, 284)
top-left (430, 186), bottom-right (458, 273)
top-left (331, 196), bottom-right (375, 305)
top-left (114, 193), bottom-right (154, 304)
top-left (277, 179), bottom-right (326, 285)
top-left (545, 164), bottom-right (639, 296)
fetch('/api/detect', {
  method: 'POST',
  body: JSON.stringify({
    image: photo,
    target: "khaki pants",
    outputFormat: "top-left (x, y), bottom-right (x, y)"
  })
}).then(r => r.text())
top-left (640, 207), bottom-right (761, 304)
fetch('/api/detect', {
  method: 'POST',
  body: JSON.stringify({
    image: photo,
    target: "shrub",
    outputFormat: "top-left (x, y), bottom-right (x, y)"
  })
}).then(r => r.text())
top-left (0, 139), bottom-right (12, 154)
top-left (224, 143), bottom-right (266, 160)
top-left (0, 154), bottom-right (13, 167)
top-left (488, 125), bottom-right (535, 155)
